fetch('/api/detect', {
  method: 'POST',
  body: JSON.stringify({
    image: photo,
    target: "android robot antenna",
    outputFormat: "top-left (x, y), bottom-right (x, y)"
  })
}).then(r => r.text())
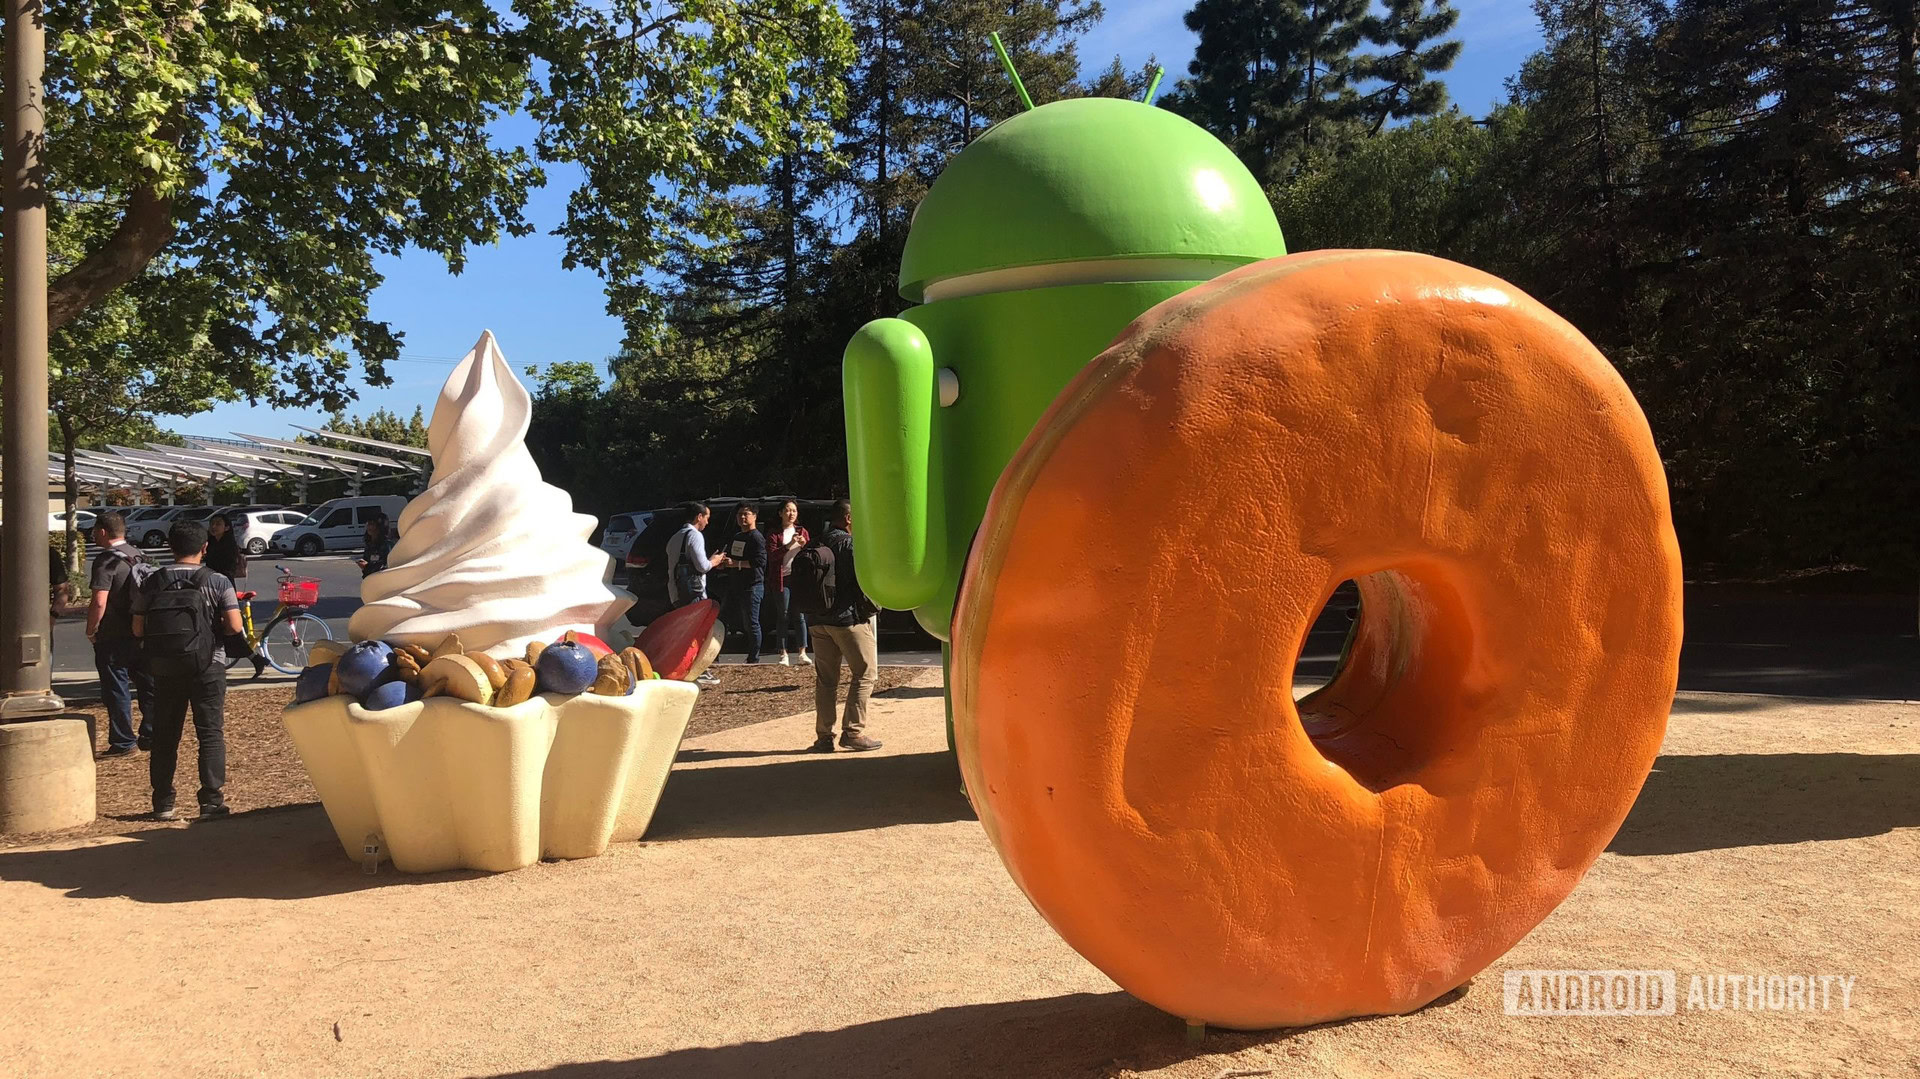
top-left (1144, 66), bottom-right (1166, 106)
top-left (989, 32), bottom-right (1035, 112)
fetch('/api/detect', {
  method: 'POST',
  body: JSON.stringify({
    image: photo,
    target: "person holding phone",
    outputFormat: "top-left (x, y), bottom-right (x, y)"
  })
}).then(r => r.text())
top-left (764, 499), bottom-right (812, 666)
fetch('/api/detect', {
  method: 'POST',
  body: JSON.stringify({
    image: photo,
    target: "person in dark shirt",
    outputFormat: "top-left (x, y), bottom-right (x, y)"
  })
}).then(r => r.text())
top-left (132, 520), bottom-right (245, 820)
top-left (356, 513), bottom-right (393, 577)
top-left (84, 511), bottom-right (154, 757)
top-left (808, 499), bottom-right (882, 752)
top-left (719, 503), bottom-right (768, 664)
top-left (205, 512), bottom-right (248, 581)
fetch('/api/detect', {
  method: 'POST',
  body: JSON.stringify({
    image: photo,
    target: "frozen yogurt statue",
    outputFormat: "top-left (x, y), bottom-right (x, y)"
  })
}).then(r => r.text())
top-left (284, 332), bottom-right (722, 875)
top-left (348, 330), bottom-right (633, 656)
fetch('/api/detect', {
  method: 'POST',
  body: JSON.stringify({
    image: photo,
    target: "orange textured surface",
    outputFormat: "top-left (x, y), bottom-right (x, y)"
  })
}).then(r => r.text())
top-left (951, 250), bottom-right (1684, 1029)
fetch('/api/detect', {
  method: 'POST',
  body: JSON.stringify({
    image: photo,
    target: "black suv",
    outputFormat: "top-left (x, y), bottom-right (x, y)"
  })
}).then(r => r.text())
top-left (620, 497), bottom-right (935, 647)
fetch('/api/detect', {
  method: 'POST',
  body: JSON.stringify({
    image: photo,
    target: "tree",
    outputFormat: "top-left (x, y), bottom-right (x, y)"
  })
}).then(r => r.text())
top-left (1355, 0), bottom-right (1463, 133)
top-left (1269, 110), bottom-right (1525, 274)
top-left (316, 407), bottom-right (429, 450)
top-left (1167, 0), bottom-right (1369, 183)
top-left (46, 216), bottom-right (236, 570)
top-left (898, 0), bottom-right (1103, 161)
top-left (26, 0), bottom-right (855, 411)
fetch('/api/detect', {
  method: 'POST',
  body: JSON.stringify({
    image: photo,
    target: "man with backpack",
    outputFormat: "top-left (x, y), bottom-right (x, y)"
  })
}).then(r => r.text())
top-left (85, 511), bottom-right (156, 757)
top-left (132, 520), bottom-right (245, 820)
top-left (792, 499), bottom-right (883, 753)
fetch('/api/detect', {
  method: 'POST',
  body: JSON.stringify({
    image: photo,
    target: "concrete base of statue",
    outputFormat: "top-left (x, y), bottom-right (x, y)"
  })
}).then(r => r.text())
top-left (282, 680), bottom-right (698, 873)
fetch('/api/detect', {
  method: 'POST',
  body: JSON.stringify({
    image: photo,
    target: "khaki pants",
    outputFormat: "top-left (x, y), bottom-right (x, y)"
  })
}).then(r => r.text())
top-left (810, 620), bottom-right (876, 738)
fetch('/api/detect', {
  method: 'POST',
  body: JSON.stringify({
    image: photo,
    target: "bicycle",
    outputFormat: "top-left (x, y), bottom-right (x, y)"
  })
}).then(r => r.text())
top-left (230, 566), bottom-right (334, 675)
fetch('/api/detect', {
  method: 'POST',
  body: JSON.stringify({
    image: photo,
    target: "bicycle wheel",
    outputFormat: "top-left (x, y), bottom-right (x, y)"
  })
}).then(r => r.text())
top-left (260, 612), bottom-right (333, 674)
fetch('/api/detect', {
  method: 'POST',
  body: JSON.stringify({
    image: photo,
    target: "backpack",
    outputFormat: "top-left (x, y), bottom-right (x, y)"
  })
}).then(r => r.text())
top-left (786, 540), bottom-right (837, 617)
top-left (97, 546), bottom-right (156, 638)
top-left (140, 567), bottom-right (217, 678)
top-left (106, 545), bottom-right (157, 603)
top-left (667, 526), bottom-right (703, 605)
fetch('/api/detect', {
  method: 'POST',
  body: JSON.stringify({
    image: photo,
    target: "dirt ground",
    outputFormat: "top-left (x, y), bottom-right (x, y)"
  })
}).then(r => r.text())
top-left (0, 680), bottom-right (1914, 1078)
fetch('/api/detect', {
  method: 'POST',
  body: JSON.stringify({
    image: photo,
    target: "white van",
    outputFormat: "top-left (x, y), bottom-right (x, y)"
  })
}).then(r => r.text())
top-left (269, 495), bottom-right (408, 556)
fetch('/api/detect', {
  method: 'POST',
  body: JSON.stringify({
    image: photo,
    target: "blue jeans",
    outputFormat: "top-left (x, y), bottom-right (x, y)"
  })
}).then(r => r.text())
top-left (767, 585), bottom-right (808, 654)
top-left (723, 579), bottom-right (764, 662)
top-left (94, 635), bottom-right (153, 750)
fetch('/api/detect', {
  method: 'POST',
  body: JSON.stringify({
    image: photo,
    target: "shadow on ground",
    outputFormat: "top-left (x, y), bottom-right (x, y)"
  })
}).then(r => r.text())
top-left (472, 983), bottom-right (1470, 1079)
top-left (874, 685), bottom-right (945, 700)
top-left (648, 750), bottom-right (974, 841)
top-left (1611, 752), bottom-right (1920, 856)
top-left (0, 805), bottom-right (482, 903)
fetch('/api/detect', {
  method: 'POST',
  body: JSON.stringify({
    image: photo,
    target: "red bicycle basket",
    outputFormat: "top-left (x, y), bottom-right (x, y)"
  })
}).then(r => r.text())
top-left (277, 575), bottom-right (321, 606)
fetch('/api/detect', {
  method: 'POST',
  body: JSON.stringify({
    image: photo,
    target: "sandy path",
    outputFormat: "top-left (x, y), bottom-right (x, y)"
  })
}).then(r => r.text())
top-left (1, 680), bottom-right (1914, 1078)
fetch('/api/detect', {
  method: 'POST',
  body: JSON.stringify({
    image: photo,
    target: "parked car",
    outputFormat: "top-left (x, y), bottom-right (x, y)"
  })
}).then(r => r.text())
top-left (231, 508), bottom-right (313, 555)
top-left (620, 497), bottom-right (934, 647)
top-left (598, 510), bottom-right (654, 560)
top-left (132, 506), bottom-right (193, 548)
top-left (269, 495), bottom-right (408, 556)
top-left (48, 509), bottom-right (97, 532)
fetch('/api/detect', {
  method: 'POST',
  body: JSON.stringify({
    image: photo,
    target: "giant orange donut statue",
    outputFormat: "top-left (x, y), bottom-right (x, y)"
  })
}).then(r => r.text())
top-left (949, 250), bottom-right (1684, 1029)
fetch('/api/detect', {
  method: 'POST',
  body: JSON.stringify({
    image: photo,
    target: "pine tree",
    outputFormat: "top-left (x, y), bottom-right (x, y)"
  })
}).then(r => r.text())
top-left (1355, 0), bottom-right (1464, 132)
top-left (1167, 0), bottom-right (1369, 183)
top-left (900, 0), bottom-right (1103, 163)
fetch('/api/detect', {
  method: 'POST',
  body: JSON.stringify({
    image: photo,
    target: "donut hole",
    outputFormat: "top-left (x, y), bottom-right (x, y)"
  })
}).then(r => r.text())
top-left (1293, 579), bottom-right (1361, 701)
top-left (1295, 564), bottom-right (1472, 793)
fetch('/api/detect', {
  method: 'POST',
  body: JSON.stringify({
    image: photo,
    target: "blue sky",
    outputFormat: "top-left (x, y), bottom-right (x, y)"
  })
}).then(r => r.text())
top-left (174, 1), bottom-right (1546, 440)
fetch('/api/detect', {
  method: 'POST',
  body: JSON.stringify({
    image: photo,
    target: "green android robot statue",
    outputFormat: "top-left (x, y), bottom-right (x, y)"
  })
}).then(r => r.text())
top-left (843, 97), bottom-right (1286, 656)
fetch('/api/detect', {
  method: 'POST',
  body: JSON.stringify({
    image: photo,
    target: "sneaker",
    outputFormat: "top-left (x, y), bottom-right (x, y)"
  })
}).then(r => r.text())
top-left (151, 806), bottom-right (178, 821)
top-left (198, 804), bottom-right (232, 820)
top-left (777, 653), bottom-right (791, 666)
top-left (251, 655), bottom-right (269, 678)
top-left (807, 737), bottom-right (835, 753)
top-left (695, 671), bottom-right (720, 686)
top-left (136, 735), bottom-right (150, 751)
top-left (100, 745), bottom-right (136, 759)
top-left (798, 652), bottom-right (813, 666)
top-left (839, 733), bottom-right (884, 752)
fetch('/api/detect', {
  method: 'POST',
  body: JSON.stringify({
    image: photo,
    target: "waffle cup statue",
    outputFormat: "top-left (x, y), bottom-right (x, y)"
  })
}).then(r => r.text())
top-left (281, 332), bottom-right (724, 873)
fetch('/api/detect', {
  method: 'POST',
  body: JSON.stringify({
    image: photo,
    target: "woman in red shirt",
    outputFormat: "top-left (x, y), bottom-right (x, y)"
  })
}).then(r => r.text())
top-left (765, 499), bottom-right (812, 665)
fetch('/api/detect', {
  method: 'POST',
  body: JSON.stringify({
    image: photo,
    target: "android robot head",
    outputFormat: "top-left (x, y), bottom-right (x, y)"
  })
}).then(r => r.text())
top-left (844, 95), bottom-right (1284, 641)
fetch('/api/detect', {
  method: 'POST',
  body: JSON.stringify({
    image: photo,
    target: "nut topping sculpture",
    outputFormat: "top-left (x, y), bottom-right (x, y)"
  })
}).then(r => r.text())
top-left (282, 332), bottom-right (724, 873)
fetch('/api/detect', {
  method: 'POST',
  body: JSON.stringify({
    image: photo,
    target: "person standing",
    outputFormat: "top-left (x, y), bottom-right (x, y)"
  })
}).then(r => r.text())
top-left (205, 512), bottom-right (248, 581)
top-left (765, 500), bottom-right (812, 666)
top-left (665, 502), bottom-right (728, 607)
top-left (133, 520), bottom-right (245, 820)
top-left (85, 512), bottom-right (154, 757)
top-left (355, 512), bottom-right (392, 577)
top-left (206, 512), bottom-right (269, 678)
top-left (719, 503), bottom-right (768, 663)
top-left (665, 502), bottom-right (728, 685)
top-left (809, 499), bottom-right (882, 752)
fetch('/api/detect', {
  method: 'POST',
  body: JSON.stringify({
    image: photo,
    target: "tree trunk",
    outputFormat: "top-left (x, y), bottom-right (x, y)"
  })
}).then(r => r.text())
top-left (1895, 0), bottom-right (1918, 178)
top-left (876, 0), bottom-right (892, 241)
top-left (59, 415), bottom-right (80, 576)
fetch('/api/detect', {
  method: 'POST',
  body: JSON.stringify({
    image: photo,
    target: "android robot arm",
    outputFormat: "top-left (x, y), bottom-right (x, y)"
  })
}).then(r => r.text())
top-left (843, 318), bottom-right (949, 612)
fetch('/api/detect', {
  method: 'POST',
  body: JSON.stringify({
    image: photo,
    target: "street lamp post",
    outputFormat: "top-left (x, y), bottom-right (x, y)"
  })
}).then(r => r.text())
top-left (0, 0), bottom-right (90, 837)
top-left (1, 0), bottom-right (61, 718)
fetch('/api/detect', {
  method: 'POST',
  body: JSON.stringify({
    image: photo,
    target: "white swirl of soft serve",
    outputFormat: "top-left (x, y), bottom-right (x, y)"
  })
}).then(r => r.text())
top-left (348, 331), bottom-right (634, 657)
